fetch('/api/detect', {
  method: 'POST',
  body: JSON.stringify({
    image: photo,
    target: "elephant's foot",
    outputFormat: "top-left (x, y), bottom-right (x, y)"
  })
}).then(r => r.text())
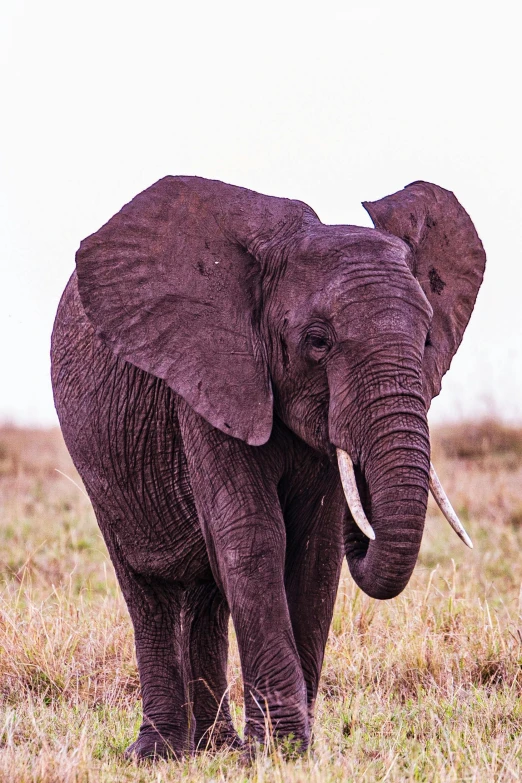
top-left (124, 727), bottom-right (183, 762)
top-left (241, 721), bottom-right (309, 763)
top-left (194, 720), bottom-right (242, 752)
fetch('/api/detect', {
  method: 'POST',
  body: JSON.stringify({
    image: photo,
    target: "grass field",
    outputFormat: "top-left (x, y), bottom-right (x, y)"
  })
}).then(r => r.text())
top-left (0, 423), bottom-right (522, 782)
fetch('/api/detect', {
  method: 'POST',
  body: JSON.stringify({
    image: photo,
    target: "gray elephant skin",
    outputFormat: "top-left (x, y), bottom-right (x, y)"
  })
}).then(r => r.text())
top-left (51, 176), bottom-right (485, 759)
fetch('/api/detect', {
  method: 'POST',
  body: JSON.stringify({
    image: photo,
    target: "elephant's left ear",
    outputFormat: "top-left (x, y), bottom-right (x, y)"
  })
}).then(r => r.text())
top-left (76, 176), bottom-right (318, 445)
top-left (363, 181), bottom-right (486, 404)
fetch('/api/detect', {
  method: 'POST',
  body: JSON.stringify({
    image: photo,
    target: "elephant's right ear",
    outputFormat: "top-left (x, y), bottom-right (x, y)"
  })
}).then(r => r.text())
top-left (76, 176), bottom-right (317, 445)
top-left (363, 181), bottom-right (486, 405)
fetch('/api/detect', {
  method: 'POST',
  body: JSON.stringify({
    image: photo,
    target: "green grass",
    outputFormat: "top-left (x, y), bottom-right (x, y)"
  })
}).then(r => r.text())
top-left (0, 424), bottom-right (521, 781)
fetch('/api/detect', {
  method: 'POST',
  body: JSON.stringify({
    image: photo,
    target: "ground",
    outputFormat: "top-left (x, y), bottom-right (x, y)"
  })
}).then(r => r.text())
top-left (0, 421), bottom-right (521, 782)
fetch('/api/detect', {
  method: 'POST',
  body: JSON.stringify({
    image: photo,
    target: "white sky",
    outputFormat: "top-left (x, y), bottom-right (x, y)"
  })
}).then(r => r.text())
top-left (1, 0), bottom-right (521, 427)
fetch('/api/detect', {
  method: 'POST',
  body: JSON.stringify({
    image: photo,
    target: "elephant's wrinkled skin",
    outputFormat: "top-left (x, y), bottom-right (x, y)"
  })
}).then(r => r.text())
top-left (51, 176), bottom-right (485, 758)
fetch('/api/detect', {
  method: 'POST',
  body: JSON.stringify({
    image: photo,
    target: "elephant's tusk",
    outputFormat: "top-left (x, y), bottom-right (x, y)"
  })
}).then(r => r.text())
top-left (429, 462), bottom-right (473, 549)
top-left (336, 449), bottom-right (376, 541)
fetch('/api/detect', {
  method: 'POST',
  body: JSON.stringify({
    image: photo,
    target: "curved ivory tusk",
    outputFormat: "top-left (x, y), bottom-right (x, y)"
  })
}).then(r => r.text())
top-left (336, 449), bottom-right (376, 541)
top-left (429, 462), bottom-right (473, 549)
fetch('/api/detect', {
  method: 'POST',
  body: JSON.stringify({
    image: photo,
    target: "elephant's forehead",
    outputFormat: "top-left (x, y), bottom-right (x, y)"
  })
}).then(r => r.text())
top-left (285, 228), bottom-right (413, 295)
top-left (311, 268), bottom-right (432, 329)
top-left (277, 225), bottom-right (432, 328)
top-left (289, 225), bottom-right (413, 284)
top-left (293, 224), bottom-right (409, 263)
top-left (332, 294), bottom-right (431, 341)
top-left (285, 227), bottom-right (432, 329)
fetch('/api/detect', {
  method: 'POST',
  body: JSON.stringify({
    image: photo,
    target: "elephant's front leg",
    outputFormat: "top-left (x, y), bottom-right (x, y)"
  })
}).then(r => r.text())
top-left (283, 463), bottom-right (345, 723)
top-left (179, 405), bottom-right (309, 751)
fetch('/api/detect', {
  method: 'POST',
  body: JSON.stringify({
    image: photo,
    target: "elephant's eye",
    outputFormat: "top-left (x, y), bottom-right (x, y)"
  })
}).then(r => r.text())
top-left (304, 331), bottom-right (332, 357)
top-left (308, 335), bottom-right (329, 350)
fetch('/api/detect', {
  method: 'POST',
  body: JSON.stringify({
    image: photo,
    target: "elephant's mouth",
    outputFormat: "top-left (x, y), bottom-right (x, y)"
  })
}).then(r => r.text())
top-left (337, 448), bottom-right (473, 549)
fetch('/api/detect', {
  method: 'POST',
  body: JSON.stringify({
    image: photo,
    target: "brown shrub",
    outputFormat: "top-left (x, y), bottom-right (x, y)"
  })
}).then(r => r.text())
top-left (434, 419), bottom-right (522, 460)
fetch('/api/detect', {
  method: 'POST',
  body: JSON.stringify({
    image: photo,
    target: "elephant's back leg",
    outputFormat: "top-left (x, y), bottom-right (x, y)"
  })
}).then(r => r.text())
top-left (96, 514), bottom-right (190, 760)
top-left (182, 583), bottom-right (241, 751)
top-left (52, 275), bottom-right (222, 758)
top-left (51, 272), bottom-right (210, 583)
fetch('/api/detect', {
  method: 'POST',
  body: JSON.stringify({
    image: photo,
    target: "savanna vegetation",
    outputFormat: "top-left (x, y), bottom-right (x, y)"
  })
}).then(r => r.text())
top-left (0, 421), bottom-right (521, 782)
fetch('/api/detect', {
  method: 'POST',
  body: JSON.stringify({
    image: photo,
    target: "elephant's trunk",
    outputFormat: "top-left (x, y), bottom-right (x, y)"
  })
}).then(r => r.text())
top-left (339, 453), bottom-right (473, 551)
top-left (343, 409), bottom-right (430, 599)
top-left (330, 374), bottom-right (431, 600)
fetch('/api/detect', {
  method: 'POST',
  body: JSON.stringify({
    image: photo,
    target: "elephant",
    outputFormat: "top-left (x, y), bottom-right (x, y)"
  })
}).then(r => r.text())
top-left (50, 176), bottom-right (485, 759)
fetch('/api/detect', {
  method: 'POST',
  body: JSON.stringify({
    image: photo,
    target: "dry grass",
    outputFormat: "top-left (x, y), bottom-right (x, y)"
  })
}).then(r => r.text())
top-left (0, 423), bottom-right (521, 781)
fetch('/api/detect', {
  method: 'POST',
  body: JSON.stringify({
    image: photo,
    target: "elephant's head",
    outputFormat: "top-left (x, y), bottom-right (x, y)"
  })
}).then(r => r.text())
top-left (76, 176), bottom-right (485, 599)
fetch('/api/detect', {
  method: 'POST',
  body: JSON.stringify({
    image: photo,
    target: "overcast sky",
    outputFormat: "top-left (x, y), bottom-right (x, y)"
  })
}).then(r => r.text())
top-left (1, 0), bottom-right (520, 427)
